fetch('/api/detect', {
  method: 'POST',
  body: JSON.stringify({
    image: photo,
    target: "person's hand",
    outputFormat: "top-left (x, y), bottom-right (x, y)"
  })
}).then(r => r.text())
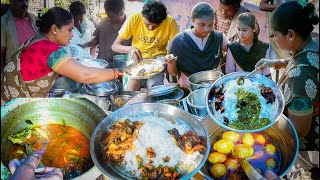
top-left (129, 46), bottom-right (143, 63)
top-left (164, 54), bottom-right (177, 64)
top-left (9, 155), bottom-right (63, 180)
top-left (255, 58), bottom-right (276, 69)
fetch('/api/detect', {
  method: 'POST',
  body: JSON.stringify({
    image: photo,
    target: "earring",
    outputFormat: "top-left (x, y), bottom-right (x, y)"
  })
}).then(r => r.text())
top-left (53, 32), bottom-right (57, 35)
top-left (290, 38), bottom-right (293, 41)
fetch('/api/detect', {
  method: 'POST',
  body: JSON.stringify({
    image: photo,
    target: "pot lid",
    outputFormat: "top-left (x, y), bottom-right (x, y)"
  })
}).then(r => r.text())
top-left (84, 81), bottom-right (118, 96)
top-left (145, 83), bottom-right (178, 97)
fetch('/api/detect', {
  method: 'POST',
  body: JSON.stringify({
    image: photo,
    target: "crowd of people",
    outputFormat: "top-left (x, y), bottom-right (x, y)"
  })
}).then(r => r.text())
top-left (1, 0), bottom-right (319, 179)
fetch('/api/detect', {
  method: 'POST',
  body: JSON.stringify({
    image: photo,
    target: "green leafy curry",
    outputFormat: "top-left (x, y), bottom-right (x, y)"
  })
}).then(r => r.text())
top-left (228, 88), bottom-right (270, 129)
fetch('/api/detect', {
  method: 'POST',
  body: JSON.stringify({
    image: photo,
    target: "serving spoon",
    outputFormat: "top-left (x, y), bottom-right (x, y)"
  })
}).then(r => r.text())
top-left (240, 159), bottom-right (266, 180)
top-left (236, 68), bottom-right (259, 85)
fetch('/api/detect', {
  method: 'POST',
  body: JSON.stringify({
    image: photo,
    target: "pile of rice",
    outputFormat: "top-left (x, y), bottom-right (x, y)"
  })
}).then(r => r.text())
top-left (129, 60), bottom-right (163, 76)
top-left (79, 60), bottom-right (104, 68)
top-left (221, 79), bottom-right (274, 122)
top-left (118, 115), bottom-right (200, 178)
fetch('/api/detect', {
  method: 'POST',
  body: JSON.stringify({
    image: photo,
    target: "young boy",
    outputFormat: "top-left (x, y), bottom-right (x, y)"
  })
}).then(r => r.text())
top-left (112, 0), bottom-right (178, 91)
top-left (80, 0), bottom-right (131, 64)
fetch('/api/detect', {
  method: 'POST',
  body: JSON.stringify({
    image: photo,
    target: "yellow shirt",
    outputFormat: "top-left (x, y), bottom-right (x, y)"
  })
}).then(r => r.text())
top-left (119, 13), bottom-right (178, 59)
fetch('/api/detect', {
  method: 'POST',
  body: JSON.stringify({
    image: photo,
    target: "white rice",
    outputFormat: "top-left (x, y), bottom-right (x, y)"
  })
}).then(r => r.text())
top-left (221, 79), bottom-right (274, 122)
top-left (129, 60), bottom-right (163, 76)
top-left (79, 60), bottom-right (104, 68)
top-left (119, 116), bottom-right (200, 178)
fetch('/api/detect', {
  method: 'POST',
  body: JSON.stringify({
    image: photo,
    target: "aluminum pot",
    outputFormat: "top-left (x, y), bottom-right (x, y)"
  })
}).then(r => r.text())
top-left (90, 103), bottom-right (210, 180)
top-left (187, 88), bottom-right (209, 119)
top-left (199, 115), bottom-right (299, 179)
top-left (188, 70), bottom-right (223, 91)
top-left (1, 98), bottom-right (107, 180)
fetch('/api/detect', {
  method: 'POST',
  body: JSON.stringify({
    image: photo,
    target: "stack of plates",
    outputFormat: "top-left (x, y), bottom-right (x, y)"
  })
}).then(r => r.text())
top-left (145, 84), bottom-right (178, 97)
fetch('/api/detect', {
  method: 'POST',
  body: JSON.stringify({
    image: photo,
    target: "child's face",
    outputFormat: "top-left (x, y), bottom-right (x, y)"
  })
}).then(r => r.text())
top-left (192, 16), bottom-right (214, 38)
top-left (106, 8), bottom-right (125, 24)
top-left (237, 21), bottom-right (254, 43)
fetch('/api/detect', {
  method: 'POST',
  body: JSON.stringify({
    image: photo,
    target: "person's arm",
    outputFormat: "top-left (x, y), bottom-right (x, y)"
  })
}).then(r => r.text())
top-left (255, 58), bottom-right (289, 70)
top-left (89, 46), bottom-right (97, 57)
top-left (225, 48), bottom-right (236, 74)
top-left (54, 58), bottom-right (121, 83)
top-left (262, 47), bottom-right (271, 77)
top-left (286, 98), bottom-right (314, 138)
top-left (112, 35), bottom-right (142, 62)
top-left (222, 34), bottom-right (229, 52)
top-left (80, 22), bottom-right (99, 48)
top-left (80, 37), bottom-right (98, 49)
top-left (259, 0), bottom-right (278, 12)
top-left (9, 155), bottom-right (63, 180)
top-left (165, 56), bottom-right (180, 77)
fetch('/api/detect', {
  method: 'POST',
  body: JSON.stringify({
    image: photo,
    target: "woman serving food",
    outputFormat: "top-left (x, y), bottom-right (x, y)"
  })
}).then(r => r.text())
top-left (1, 7), bottom-right (123, 105)
top-left (256, 1), bottom-right (319, 150)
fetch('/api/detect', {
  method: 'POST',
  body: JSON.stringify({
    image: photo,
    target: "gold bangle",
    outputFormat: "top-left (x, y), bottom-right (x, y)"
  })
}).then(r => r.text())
top-left (114, 69), bottom-right (119, 79)
top-left (112, 69), bottom-right (115, 80)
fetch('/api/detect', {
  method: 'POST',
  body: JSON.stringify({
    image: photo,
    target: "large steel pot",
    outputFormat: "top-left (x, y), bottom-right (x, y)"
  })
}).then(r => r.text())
top-left (188, 70), bottom-right (223, 91)
top-left (199, 114), bottom-right (299, 179)
top-left (50, 76), bottom-right (82, 95)
top-left (90, 103), bottom-right (210, 180)
top-left (1, 98), bottom-right (107, 180)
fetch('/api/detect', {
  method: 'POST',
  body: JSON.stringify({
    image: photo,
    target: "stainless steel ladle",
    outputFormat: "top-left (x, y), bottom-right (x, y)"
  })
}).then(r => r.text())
top-left (236, 68), bottom-right (259, 85)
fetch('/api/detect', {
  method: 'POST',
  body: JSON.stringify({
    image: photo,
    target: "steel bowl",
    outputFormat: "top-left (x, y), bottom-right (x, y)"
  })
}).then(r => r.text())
top-left (110, 94), bottom-right (133, 108)
top-left (198, 115), bottom-right (299, 179)
top-left (76, 57), bottom-right (109, 68)
top-left (1, 98), bottom-right (107, 179)
top-left (90, 103), bottom-right (210, 180)
top-left (188, 70), bottom-right (223, 91)
top-left (206, 72), bottom-right (285, 132)
top-left (187, 88), bottom-right (209, 119)
top-left (84, 81), bottom-right (118, 97)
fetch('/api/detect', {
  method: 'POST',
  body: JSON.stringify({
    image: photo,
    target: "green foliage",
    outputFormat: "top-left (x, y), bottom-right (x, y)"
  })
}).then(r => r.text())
top-left (55, 0), bottom-right (91, 10)
top-left (1, 0), bottom-right (9, 4)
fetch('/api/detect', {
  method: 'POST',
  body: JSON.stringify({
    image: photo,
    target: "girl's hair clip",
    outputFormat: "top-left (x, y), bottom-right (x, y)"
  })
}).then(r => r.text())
top-left (298, 0), bottom-right (308, 8)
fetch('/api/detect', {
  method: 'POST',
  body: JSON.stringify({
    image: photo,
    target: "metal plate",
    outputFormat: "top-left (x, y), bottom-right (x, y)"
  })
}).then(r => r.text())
top-left (150, 87), bottom-right (184, 101)
top-left (145, 83), bottom-right (179, 97)
top-left (206, 72), bottom-right (285, 133)
top-left (76, 57), bottom-right (109, 68)
top-left (124, 59), bottom-right (164, 79)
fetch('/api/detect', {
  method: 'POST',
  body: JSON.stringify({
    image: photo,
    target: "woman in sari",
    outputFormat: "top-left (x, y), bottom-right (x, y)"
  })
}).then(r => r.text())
top-left (256, 1), bottom-right (319, 150)
top-left (1, 7), bottom-right (122, 105)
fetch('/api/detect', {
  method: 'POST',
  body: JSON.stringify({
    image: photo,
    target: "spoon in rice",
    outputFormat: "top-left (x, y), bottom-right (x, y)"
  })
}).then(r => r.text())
top-left (236, 68), bottom-right (259, 85)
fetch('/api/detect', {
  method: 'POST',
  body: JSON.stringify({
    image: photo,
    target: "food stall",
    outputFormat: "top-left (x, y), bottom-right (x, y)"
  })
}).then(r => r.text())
top-left (1, 66), bottom-right (318, 180)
